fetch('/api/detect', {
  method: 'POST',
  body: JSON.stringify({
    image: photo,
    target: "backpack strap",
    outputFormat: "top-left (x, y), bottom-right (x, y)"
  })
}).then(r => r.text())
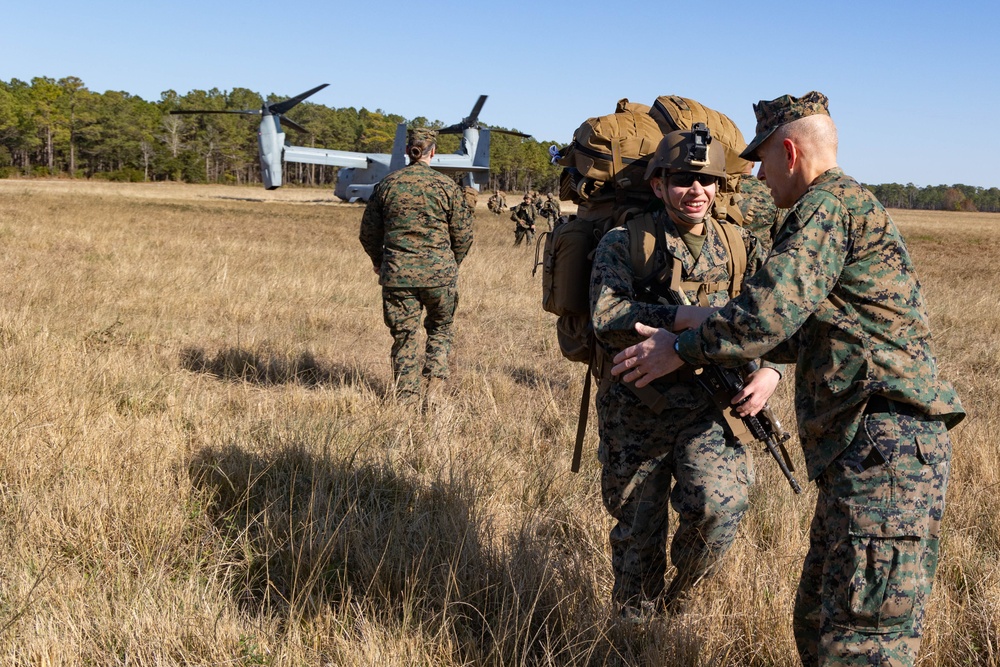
top-left (627, 211), bottom-right (659, 283)
top-left (715, 220), bottom-right (748, 299)
top-left (603, 213), bottom-right (750, 418)
top-left (631, 214), bottom-right (748, 306)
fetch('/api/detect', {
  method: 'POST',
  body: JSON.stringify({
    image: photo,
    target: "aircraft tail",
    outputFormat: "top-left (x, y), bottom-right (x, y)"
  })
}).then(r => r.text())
top-left (389, 123), bottom-right (407, 173)
top-left (471, 128), bottom-right (491, 187)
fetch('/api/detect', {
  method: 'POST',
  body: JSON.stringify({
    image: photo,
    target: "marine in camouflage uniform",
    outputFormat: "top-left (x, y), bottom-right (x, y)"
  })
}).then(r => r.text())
top-left (737, 173), bottom-right (782, 255)
top-left (511, 195), bottom-right (536, 246)
top-left (537, 192), bottom-right (561, 231)
top-left (613, 93), bottom-right (965, 666)
top-left (487, 189), bottom-right (506, 215)
top-left (591, 127), bottom-right (779, 616)
top-left (359, 128), bottom-right (474, 404)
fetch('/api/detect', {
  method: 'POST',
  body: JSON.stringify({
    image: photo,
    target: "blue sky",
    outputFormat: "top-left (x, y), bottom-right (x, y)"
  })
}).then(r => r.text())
top-left (5, 0), bottom-right (999, 188)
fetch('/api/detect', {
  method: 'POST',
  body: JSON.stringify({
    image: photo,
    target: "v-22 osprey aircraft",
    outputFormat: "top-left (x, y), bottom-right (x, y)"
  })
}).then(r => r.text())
top-left (170, 84), bottom-right (530, 202)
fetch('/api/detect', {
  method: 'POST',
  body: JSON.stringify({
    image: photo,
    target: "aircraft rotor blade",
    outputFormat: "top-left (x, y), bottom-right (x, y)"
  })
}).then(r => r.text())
top-left (467, 95), bottom-right (487, 125)
top-left (169, 109), bottom-right (261, 116)
top-left (439, 94), bottom-right (488, 133)
top-left (268, 83), bottom-right (330, 115)
top-left (492, 128), bottom-right (533, 139)
top-left (279, 116), bottom-right (310, 134)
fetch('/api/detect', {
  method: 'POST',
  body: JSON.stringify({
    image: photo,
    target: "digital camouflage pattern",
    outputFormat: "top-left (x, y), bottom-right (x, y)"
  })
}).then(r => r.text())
top-left (360, 162), bottom-right (473, 288)
top-left (741, 91), bottom-right (831, 162)
top-left (590, 212), bottom-right (770, 609)
top-left (487, 191), bottom-right (506, 215)
top-left (675, 167), bottom-right (965, 665)
top-left (407, 127), bottom-right (438, 145)
top-left (676, 168), bottom-right (964, 476)
top-left (793, 410), bottom-right (950, 666)
top-left (462, 186), bottom-right (479, 212)
top-left (538, 195), bottom-right (561, 231)
top-left (381, 285), bottom-right (458, 399)
top-left (737, 175), bottom-right (783, 255)
top-left (511, 201), bottom-right (536, 246)
top-left (360, 162), bottom-right (473, 399)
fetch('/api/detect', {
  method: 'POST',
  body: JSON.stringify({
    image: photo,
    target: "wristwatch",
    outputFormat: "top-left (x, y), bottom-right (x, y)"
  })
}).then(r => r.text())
top-left (673, 336), bottom-right (681, 354)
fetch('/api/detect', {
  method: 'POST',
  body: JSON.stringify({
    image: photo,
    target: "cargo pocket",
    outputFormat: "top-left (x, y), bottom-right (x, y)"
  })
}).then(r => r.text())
top-left (914, 420), bottom-right (949, 466)
top-left (835, 502), bottom-right (930, 633)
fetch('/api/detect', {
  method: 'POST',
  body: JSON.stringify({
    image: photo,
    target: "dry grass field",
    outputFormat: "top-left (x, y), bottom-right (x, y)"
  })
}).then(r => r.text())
top-left (0, 178), bottom-right (995, 665)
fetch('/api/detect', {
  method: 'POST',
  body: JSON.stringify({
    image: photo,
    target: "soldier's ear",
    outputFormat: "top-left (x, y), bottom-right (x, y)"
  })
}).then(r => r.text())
top-left (650, 177), bottom-right (665, 199)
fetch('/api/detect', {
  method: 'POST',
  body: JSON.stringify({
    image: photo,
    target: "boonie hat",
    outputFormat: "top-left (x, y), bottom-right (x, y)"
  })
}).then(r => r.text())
top-left (739, 91), bottom-right (830, 162)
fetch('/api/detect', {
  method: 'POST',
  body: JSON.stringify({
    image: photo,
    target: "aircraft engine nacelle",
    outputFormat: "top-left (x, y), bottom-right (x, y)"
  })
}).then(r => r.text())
top-left (258, 116), bottom-right (285, 190)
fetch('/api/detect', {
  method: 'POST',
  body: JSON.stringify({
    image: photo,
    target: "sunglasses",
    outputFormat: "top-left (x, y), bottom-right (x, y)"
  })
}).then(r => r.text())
top-left (667, 173), bottom-right (717, 188)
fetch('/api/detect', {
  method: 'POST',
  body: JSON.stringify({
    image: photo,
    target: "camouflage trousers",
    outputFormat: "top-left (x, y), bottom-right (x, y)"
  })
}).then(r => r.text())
top-left (513, 228), bottom-right (534, 246)
top-left (793, 411), bottom-right (951, 666)
top-left (382, 285), bottom-right (458, 401)
top-left (596, 386), bottom-right (752, 608)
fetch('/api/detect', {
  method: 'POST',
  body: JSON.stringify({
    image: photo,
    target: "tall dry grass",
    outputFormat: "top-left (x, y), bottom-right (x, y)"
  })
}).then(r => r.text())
top-left (0, 179), bottom-right (995, 665)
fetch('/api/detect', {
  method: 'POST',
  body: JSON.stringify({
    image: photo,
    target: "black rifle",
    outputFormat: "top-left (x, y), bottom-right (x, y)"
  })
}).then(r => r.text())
top-left (693, 362), bottom-right (802, 494)
top-left (637, 268), bottom-right (803, 494)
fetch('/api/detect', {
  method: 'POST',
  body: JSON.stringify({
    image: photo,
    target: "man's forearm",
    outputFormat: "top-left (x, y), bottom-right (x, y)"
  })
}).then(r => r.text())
top-left (673, 305), bottom-right (720, 332)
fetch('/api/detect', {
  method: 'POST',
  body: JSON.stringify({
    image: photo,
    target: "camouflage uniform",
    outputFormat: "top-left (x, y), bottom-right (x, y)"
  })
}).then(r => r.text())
top-left (462, 186), bottom-right (479, 212)
top-left (737, 175), bottom-right (783, 255)
top-left (591, 211), bottom-right (771, 611)
top-left (676, 167), bottom-right (965, 665)
top-left (359, 162), bottom-right (474, 401)
top-left (511, 200), bottom-right (536, 246)
top-left (538, 194), bottom-right (561, 231)
top-left (487, 191), bottom-right (506, 215)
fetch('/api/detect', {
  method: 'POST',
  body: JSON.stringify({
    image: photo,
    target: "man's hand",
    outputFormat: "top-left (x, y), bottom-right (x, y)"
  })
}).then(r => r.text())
top-left (731, 367), bottom-right (781, 417)
top-left (611, 323), bottom-right (685, 388)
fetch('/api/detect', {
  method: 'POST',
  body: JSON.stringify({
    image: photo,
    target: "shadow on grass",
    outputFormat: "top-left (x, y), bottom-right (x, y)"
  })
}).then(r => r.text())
top-left (509, 366), bottom-right (571, 391)
top-left (180, 345), bottom-right (389, 397)
top-left (188, 442), bottom-right (620, 664)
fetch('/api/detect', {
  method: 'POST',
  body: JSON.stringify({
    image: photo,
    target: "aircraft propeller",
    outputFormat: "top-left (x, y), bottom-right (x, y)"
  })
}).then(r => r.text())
top-left (168, 83), bottom-right (330, 134)
top-left (438, 95), bottom-right (532, 138)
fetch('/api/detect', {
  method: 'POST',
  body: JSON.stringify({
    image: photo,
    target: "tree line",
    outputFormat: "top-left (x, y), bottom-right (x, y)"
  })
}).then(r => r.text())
top-left (2, 77), bottom-right (998, 210)
top-left (862, 182), bottom-right (1000, 213)
top-left (0, 76), bottom-right (561, 194)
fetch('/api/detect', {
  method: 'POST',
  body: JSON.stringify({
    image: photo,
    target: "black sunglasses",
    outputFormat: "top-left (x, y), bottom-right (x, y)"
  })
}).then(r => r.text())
top-left (667, 172), bottom-right (717, 188)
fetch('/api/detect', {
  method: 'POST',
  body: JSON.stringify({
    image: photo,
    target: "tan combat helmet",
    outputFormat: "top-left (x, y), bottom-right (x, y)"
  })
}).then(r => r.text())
top-left (643, 122), bottom-right (727, 182)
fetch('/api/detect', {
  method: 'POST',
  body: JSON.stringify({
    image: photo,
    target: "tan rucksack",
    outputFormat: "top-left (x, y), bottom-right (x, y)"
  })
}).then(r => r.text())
top-left (556, 98), bottom-right (664, 204)
top-left (542, 94), bottom-right (750, 363)
top-left (541, 95), bottom-right (753, 470)
top-left (533, 210), bottom-right (612, 364)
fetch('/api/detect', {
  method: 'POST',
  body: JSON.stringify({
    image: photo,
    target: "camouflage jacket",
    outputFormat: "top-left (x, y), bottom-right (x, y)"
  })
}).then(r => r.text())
top-left (592, 211), bottom-right (772, 407)
top-left (737, 175), bottom-right (783, 255)
top-left (511, 202), bottom-right (536, 228)
top-left (359, 163), bottom-right (473, 288)
top-left (677, 168), bottom-right (965, 479)
top-left (539, 199), bottom-right (561, 219)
